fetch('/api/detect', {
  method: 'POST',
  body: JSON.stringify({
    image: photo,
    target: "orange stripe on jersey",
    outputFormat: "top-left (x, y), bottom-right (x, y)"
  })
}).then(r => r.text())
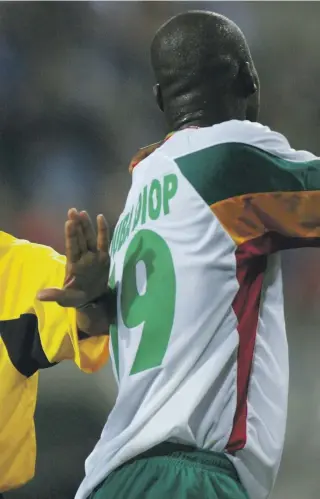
top-left (211, 190), bottom-right (320, 246)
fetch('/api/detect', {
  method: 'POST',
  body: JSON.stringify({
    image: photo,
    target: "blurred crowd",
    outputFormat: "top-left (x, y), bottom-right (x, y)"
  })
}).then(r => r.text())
top-left (2, 3), bottom-right (320, 499)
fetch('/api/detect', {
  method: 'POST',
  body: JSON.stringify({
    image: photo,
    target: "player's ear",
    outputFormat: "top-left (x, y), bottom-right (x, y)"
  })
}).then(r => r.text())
top-left (238, 61), bottom-right (257, 99)
top-left (153, 83), bottom-right (164, 112)
top-left (242, 63), bottom-right (260, 122)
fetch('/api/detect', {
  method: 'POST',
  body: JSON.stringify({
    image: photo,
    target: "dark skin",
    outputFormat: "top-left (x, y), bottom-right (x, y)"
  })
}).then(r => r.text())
top-left (151, 10), bottom-right (260, 131)
top-left (129, 12), bottom-right (261, 171)
top-left (38, 11), bottom-right (260, 336)
top-left (38, 209), bottom-right (115, 336)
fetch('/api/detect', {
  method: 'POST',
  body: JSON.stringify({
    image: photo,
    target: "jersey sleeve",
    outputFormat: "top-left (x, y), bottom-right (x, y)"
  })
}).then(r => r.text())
top-left (31, 246), bottom-right (110, 373)
top-left (0, 243), bottom-right (109, 377)
top-left (175, 141), bottom-right (320, 257)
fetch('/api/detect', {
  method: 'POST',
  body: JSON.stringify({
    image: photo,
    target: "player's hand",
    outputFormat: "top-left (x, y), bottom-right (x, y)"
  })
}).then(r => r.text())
top-left (37, 208), bottom-right (110, 308)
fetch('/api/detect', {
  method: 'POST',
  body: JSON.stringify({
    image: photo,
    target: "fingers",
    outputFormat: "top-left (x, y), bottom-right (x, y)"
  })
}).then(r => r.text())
top-left (37, 287), bottom-right (87, 308)
top-left (37, 287), bottom-right (66, 302)
top-left (68, 208), bottom-right (80, 221)
top-left (76, 224), bottom-right (87, 255)
top-left (66, 208), bottom-right (109, 259)
top-left (97, 214), bottom-right (109, 255)
top-left (65, 219), bottom-right (80, 263)
top-left (79, 211), bottom-right (97, 252)
top-left (68, 209), bottom-right (87, 255)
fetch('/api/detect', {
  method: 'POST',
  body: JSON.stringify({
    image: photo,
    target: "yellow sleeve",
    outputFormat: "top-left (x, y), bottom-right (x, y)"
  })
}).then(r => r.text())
top-left (30, 245), bottom-right (109, 373)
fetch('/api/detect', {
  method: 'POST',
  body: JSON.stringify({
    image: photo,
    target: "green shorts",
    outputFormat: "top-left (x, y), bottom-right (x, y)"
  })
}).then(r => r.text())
top-left (89, 442), bottom-right (248, 499)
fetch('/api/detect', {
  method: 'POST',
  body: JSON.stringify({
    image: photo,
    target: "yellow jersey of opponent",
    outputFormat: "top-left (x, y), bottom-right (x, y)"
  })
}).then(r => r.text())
top-left (0, 231), bottom-right (109, 492)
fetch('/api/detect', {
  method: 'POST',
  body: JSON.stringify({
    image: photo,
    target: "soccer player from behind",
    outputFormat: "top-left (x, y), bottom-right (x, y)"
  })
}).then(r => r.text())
top-left (40, 10), bottom-right (320, 499)
top-left (0, 210), bottom-right (114, 495)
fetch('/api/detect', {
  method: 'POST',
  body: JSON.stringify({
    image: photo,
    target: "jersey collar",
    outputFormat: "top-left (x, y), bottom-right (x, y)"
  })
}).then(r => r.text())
top-left (129, 127), bottom-right (198, 173)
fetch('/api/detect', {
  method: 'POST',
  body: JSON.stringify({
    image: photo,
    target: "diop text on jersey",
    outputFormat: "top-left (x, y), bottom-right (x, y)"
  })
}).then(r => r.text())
top-left (110, 173), bottom-right (178, 257)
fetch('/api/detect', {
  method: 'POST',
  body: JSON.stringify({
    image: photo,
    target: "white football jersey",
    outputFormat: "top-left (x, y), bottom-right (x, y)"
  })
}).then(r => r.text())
top-left (75, 120), bottom-right (319, 499)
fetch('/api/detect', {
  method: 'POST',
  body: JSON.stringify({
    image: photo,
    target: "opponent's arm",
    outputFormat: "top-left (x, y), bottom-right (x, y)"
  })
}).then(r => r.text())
top-left (32, 247), bottom-right (110, 373)
top-left (38, 209), bottom-right (116, 338)
top-left (0, 245), bottom-right (109, 377)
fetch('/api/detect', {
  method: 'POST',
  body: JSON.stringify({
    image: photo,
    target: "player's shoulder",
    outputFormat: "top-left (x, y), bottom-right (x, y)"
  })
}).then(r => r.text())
top-left (130, 121), bottom-right (318, 208)
top-left (0, 231), bottom-right (66, 268)
top-left (151, 121), bottom-right (319, 207)
top-left (158, 120), bottom-right (316, 163)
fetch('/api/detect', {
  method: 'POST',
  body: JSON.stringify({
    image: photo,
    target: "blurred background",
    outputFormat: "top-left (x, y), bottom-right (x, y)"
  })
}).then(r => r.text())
top-left (2, 2), bottom-right (320, 499)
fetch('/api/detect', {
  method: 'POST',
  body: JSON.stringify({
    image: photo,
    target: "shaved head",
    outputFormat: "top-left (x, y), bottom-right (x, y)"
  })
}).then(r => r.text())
top-left (151, 11), bottom-right (259, 130)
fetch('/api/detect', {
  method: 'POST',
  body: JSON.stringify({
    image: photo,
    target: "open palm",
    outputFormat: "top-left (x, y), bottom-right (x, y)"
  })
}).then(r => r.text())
top-left (37, 208), bottom-right (110, 308)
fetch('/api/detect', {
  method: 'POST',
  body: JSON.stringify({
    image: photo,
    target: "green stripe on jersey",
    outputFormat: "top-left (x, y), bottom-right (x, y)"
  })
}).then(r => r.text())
top-left (175, 142), bottom-right (320, 205)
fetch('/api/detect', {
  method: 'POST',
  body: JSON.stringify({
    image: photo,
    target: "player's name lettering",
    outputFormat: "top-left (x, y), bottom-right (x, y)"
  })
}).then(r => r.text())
top-left (110, 173), bottom-right (178, 257)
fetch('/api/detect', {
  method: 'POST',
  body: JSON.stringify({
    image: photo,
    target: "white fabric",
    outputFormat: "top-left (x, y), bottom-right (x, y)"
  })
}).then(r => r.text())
top-left (75, 121), bottom-right (315, 499)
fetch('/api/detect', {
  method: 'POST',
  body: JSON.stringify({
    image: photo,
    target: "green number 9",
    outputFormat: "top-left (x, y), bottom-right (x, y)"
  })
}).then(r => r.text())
top-left (112, 229), bottom-right (176, 377)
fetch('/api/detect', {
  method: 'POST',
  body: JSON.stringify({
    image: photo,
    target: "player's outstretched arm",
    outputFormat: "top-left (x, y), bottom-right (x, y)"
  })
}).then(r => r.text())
top-left (37, 208), bottom-right (116, 336)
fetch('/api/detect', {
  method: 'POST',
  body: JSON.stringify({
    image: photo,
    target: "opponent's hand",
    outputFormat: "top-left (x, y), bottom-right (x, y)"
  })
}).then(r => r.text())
top-left (37, 208), bottom-right (110, 308)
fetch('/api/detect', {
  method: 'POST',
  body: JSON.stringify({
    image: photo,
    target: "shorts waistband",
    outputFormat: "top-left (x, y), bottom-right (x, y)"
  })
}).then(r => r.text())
top-left (124, 442), bottom-right (239, 480)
